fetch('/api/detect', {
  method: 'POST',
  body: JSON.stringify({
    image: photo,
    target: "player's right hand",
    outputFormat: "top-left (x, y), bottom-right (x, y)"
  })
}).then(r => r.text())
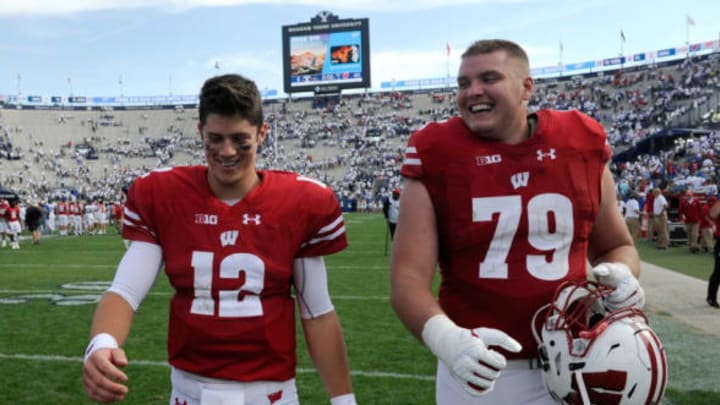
top-left (422, 314), bottom-right (522, 396)
top-left (82, 348), bottom-right (129, 403)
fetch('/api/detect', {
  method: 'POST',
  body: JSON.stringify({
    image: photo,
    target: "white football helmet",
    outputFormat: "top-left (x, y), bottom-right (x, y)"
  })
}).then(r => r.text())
top-left (532, 280), bottom-right (667, 405)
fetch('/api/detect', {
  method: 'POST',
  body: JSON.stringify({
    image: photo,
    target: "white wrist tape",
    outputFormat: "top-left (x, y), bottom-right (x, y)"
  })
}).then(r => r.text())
top-left (84, 332), bottom-right (119, 363)
top-left (421, 314), bottom-right (457, 360)
top-left (330, 393), bottom-right (357, 405)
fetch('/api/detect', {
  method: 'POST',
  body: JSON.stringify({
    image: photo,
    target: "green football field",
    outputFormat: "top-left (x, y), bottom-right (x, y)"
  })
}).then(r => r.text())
top-left (0, 213), bottom-right (718, 404)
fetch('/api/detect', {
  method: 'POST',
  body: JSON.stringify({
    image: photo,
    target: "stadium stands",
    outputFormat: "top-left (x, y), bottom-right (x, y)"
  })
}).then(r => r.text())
top-left (1, 52), bottom-right (719, 216)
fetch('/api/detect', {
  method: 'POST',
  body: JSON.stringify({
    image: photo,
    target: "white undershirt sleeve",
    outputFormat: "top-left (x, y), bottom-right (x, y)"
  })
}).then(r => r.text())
top-left (107, 241), bottom-right (163, 311)
top-left (293, 256), bottom-right (334, 319)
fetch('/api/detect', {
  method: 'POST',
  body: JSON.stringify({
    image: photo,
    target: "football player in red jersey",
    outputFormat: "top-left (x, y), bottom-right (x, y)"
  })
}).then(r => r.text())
top-left (4, 199), bottom-right (21, 250)
top-left (0, 198), bottom-right (8, 248)
top-left (390, 39), bottom-right (644, 404)
top-left (83, 74), bottom-right (356, 405)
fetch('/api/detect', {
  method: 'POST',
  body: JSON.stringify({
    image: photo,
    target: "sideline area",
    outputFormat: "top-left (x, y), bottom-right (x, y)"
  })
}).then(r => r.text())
top-left (640, 261), bottom-right (720, 337)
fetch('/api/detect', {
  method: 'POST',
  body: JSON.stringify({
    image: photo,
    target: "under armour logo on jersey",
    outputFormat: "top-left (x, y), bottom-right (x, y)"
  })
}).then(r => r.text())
top-left (536, 148), bottom-right (557, 161)
top-left (242, 213), bottom-right (262, 225)
top-left (220, 230), bottom-right (239, 247)
top-left (511, 172), bottom-right (530, 190)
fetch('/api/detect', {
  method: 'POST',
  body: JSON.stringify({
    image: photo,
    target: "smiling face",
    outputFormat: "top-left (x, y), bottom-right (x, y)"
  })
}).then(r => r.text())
top-left (456, 49), bottom-right (533, 144)
top-left (199, 113), bottom-right (267, 200)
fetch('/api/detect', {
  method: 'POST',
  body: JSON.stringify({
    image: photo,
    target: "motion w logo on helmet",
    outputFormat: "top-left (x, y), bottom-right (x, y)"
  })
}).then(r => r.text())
top-left (533, 280), bottom-right (667, 405)
top-left (565, 369), bottom-right (628, 404)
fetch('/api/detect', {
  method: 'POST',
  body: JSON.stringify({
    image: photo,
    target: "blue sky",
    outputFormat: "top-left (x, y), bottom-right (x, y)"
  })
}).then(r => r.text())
top-left (0, 0), bottom-right (718, 99)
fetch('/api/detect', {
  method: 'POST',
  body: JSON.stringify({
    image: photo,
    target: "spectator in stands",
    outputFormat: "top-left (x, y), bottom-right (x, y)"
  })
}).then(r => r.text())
top-left (382, 187), bottom-right (401, 239)
top-left (679, 189), bottom-right (702, 253)
top-left (624, 192), bottom-right (642, 241)
top-left (653, 188), bottom-right (670, 250)
top-left (391, 39), bottom-right (643, 404)
top-left (24, 201), bottom-right (44, 245)
top-left (82, 74), bottom-right (356, 404)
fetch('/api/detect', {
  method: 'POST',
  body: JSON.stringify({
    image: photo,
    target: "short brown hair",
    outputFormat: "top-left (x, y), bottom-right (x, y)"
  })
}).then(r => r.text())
top-left (198, 74), bottom-right (264, 127)
top-left (462, 39), bottom-right (530, 74)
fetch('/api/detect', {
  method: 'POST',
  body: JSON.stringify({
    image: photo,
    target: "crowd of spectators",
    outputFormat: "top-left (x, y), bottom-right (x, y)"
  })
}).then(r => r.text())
top-left (0, 53), bottom-right (719, 219)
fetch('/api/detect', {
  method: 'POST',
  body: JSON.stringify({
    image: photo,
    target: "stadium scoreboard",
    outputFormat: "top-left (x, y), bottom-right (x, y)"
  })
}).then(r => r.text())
top-left (282, 11), bottom-right (370, 95)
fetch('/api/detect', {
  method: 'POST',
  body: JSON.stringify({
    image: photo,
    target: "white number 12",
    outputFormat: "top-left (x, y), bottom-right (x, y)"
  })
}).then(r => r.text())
top-left (190, 251), bottom-right (265, 317)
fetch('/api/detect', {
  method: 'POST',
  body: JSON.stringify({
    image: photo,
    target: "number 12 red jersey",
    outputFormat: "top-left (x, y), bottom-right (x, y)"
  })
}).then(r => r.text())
top-left (123, 166), bottom-right (347, 381)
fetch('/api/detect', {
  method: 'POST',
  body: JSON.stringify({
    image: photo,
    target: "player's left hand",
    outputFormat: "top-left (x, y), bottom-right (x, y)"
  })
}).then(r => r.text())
top-left (592, 262), bottom-right (645, 311)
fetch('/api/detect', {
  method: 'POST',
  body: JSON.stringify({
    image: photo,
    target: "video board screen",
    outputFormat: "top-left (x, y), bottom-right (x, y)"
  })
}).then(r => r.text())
top-left (282, 16), bottom-right (370, 94)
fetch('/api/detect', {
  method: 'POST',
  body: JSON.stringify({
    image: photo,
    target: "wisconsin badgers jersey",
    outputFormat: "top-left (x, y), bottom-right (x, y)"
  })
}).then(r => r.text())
top-left (122, 166), bottom-right (347, 382)
top-left (55, 202), bottom-right (68, 216)
top-left (5, 205), bottom-right (20, 222)
top-left (0, 201), bottom-right (8, 221)
top-left (401, 110), bottom-right (610, 359)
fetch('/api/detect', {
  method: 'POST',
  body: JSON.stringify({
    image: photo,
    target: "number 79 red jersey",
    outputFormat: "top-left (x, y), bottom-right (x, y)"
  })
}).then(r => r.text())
top-left (401, 110), bottom-right (611, 359)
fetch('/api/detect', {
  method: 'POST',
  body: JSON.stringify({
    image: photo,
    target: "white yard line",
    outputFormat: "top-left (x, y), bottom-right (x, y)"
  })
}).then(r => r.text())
top-left (0, 352), bottom-right (434, 381)
top-left (0, 289), bottom-right (389, 301)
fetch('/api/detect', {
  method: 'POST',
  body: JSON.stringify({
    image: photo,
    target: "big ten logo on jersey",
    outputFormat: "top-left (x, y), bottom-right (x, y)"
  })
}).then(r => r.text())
top-left (195, 213), bottom-right (218, 225)
top-left (0, 281), bottom-right (110, 306)
top-left (476, 153), bottom-right (502, 166)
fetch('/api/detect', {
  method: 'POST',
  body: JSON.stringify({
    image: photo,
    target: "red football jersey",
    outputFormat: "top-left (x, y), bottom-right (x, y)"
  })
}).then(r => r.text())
top-left (122, 166), bottom-right (347, 381)
top-left (112, 203), bottom-right (124, 221)
top-left (700, 203), bottom-right (713, 229)
top-left (5, 206), bottom-right (20, 222)
top-left (56, 202), bottom-right (68, 215)
top-left (401, 110), bottom-right (610, 359)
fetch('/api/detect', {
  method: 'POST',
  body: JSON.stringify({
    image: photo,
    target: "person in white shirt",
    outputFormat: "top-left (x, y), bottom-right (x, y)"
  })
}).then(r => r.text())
top-left (616, 194), bottom-right (626, 216)
top-left (652, 188), bottom-right (669, 250)
top-left (624, 192), bottom-right (641, 241)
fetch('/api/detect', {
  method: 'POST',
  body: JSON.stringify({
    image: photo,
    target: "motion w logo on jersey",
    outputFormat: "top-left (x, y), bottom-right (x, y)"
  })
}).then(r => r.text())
top-left (220, 230), bottom-right (239, 247)
top-left (510, 171), bottom-right (530, 190)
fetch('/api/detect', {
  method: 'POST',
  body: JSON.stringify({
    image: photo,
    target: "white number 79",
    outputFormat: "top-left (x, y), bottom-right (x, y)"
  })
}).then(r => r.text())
top-left (472, 193), bottom-right (572, 281)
